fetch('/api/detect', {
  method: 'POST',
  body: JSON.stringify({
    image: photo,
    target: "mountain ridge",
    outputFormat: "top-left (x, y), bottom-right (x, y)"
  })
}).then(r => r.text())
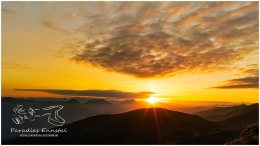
top-left (4, 108), bottom-right (219, 144)
top-left (2, 101), bottom-right (258, 145)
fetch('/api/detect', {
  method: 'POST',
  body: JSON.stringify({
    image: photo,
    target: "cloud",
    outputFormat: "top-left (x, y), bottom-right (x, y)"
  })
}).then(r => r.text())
top-left (213, 66), bottom-right (259, 89)
top-left (176, 2), bottom-right (235, 29)
top-left (213, 77), bottom-right (259, 89)
top-left (44, 2), bottom-right (258, 78)
top-left (2, 61), bottom-right (31, 70)
top-left (14, 89), bottom-right (153, 99)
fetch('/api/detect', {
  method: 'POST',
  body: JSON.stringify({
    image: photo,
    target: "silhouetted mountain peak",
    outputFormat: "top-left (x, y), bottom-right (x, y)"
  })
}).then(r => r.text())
top-left (85, 99), bottom-right (111, 105)
top-left (49, 107), bottom-right (218, 144)
top-left (246, 103), bottom-right (259, 109)
top-left (68, 99), bottom-right (80, 103)
top-left (120, 99), bottom-right (137, 104)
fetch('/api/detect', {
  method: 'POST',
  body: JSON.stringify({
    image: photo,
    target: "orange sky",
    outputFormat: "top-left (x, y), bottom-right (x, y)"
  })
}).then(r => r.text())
top-left (2, 1), bottom-right (259, 103)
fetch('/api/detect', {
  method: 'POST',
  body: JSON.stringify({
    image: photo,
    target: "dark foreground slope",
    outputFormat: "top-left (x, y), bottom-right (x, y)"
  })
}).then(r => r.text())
top-left (4, 108), bottom-right (219, 144)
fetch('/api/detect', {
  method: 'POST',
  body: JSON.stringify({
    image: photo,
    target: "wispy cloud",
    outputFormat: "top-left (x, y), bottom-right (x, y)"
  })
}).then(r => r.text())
top-left (14, 89), bottom-right (153, 99)
top-left (213, 77), bottom-right (258, 89)
top-left (213, 66), bottom-right (259, 89)
top-left (2, 61), bottom-right (31, 70)
top-left (42, 21), bottom-right (70, 34)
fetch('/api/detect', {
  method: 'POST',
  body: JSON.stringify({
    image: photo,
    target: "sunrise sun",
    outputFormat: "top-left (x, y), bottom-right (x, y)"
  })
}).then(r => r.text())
top-left (146, 94), bottom-right (160, 104)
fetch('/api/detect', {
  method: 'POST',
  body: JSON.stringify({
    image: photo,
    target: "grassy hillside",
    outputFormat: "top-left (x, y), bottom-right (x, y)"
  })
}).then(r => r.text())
top-left (226, 124), bottom-right (259, 145)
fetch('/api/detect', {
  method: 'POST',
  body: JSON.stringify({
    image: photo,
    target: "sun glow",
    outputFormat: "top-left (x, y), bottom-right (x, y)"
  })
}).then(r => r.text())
top-left (146, 94), bottom-right (160, 104)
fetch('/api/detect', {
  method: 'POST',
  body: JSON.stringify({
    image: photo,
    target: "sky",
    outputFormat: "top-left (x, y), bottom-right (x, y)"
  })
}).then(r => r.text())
top-left (2, 1), bottom-right (259, 103)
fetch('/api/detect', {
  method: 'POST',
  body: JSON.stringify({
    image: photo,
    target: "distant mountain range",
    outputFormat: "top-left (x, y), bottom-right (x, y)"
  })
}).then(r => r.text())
top-left (1, 97), bottom-right (143, 141)
top-left (194, 104), bottom-right (248, 121)
top-left (120, 99), bottom-right (137, 104)
top-left (3, 103), bottom-right (258, 144)
top-left (179, 103), bottom-right (259, 144)
top-left (85, 99), bottom-right (112, 105)
top-left (219, 104), bottom-right (259, 129)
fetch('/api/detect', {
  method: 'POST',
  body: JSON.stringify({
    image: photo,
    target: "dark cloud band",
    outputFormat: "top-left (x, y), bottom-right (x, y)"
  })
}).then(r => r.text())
top-left (213, 83), bottom-right (258, 89)
top-left (213, 66), bottom-right (259, 89)
top-left (15, 89), bottom-right (153, 99)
